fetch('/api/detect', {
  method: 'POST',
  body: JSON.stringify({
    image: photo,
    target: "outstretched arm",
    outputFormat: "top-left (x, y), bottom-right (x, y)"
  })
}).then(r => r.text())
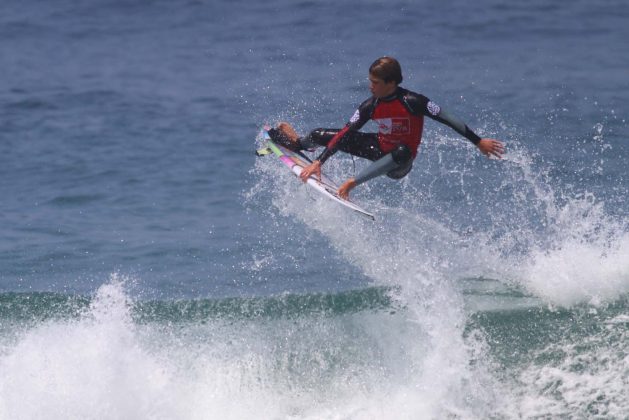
top-left (431, 107), bottom-right (504, 158)
top-left (476, 138), bottom-right (504, 158)
top-left (408, 93), bottom-right (504, 159)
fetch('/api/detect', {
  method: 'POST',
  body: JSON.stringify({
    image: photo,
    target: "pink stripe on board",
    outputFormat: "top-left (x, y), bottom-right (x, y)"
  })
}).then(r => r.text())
top-left (279, 156), bottom-right (295, 167)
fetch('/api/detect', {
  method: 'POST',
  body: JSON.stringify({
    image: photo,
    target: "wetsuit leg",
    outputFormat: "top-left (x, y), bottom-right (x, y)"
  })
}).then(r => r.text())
top-left (298, 128), bottom-right (338, 149)
top-left (302, 129), bottom-right (413, 184)
top-left (301, 128), bottom-right (384, 161)
top-left (354, 144), bottom-right (413, 185)
top-left (267, 127), bottom-right (301, 152)
top-left (386, 144), bottom-right (413, 179)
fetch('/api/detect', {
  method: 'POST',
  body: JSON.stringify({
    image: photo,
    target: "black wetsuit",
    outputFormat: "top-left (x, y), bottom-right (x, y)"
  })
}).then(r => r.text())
top-left (272, 87), bottom-right (482, 185)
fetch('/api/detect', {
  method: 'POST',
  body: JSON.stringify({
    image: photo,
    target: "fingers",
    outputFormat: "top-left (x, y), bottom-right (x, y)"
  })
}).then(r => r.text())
top-left (300, 166), bottom-right (311, 181)
top-left (491, 141), bottom-right (505, 158)
top-left (300, 161), bottom-right (321, 182)
top-left (481, 139), bottom-right (505, 159)
top-left (300, 167), bottom-right (319, 182)
top-left (338, 185), bottom-right (349, 199)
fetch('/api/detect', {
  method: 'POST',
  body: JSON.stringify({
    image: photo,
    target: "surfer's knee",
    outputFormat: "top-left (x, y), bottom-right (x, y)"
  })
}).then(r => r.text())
top-left (391, 144), bottom-right (412, 165)
top-left (303, 128), bottom-right (338, 148)
top-left (386, 145), bottom-right (413, 179)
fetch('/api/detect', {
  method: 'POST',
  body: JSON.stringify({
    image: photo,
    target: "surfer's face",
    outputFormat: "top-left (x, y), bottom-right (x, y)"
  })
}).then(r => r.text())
top-left (369, 74), bottom-right (397, 98)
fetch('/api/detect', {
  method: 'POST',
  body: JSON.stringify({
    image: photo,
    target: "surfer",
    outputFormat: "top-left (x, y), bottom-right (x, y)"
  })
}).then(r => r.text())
top-left (268, 56), bottom-right (504, 199)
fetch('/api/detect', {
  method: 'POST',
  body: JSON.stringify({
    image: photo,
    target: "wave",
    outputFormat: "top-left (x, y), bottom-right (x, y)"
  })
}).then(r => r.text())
top-left (245, 115), bottom-right (629, 418)
top-left (1, 276), bottom-right (626, 419)
top-left (468, 296), bottom-right (629, 418)
top-left (0, 279), bottom-right (494, 419)
top-left (0, 285), bottom-right (396, 325)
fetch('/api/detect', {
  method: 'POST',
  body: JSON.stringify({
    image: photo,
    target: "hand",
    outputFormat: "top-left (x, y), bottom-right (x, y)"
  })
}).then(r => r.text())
top-left (300, 160), bottom-right (321, 182)
top-left (477, 138), bottom-right (505, 159)
top-left (338, 178), bottom-right (357, 200)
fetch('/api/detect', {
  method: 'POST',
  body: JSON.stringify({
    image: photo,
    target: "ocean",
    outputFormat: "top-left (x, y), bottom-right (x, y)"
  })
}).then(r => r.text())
top-left (1, 0), bottom-right (628, 418)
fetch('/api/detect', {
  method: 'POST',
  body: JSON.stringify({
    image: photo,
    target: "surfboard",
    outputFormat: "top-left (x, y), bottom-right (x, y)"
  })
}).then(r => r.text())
top-left (256, 128), bottom-right (375, 221)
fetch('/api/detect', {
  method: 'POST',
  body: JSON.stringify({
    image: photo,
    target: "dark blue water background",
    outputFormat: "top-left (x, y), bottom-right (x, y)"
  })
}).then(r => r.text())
top-left (1, 0), bottom-right (626, 298)
top-left (1, 0), bottom-right (628, 418)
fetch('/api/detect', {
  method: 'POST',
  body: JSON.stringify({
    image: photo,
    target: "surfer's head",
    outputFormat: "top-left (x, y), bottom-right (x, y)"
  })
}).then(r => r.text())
top-left (368, 56), bottom-right (402, 98)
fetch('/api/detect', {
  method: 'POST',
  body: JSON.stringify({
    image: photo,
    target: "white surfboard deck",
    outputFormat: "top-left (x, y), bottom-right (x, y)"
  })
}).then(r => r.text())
top-left (258, 129), bottom-right (375, 221)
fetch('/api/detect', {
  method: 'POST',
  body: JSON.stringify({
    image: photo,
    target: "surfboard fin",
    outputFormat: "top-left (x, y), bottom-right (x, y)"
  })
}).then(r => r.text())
top-left (255, 147), bottom-right (272, 156)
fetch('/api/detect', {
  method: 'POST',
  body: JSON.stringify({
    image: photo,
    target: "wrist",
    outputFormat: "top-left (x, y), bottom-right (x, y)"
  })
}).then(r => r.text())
top-left (468, 131), bottom-right (482, 145)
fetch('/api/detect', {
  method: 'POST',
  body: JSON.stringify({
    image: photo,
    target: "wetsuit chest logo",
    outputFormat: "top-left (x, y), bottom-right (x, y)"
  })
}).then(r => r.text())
top-left (375, 118), bottom-right (410, 135)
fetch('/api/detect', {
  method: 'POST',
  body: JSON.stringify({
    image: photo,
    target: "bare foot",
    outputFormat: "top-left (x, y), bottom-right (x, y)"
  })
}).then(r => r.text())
top-left (277, 122), bottom-right (300, 142)
top-left (338, 178), bottom-right (357, 200)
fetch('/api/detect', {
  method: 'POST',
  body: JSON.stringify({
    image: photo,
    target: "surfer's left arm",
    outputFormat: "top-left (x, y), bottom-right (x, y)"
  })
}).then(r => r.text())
top-left (431, 107), bottom-right (504, 158)
top-left (413, 95), bottom-right (504, 158)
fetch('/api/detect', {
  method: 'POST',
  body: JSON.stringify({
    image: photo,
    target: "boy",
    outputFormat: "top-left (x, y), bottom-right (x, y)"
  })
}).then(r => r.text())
top-left (269, 57), bottom-right (504, 199)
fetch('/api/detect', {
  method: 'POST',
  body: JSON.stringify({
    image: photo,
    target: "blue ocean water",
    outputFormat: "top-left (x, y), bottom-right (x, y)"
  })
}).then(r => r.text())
top-left (1, 0), bottom-right (628, 418)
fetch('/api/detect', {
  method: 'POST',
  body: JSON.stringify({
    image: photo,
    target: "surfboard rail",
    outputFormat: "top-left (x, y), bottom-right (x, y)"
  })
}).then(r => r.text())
top-left (258, 128), bottom-right (375, 221)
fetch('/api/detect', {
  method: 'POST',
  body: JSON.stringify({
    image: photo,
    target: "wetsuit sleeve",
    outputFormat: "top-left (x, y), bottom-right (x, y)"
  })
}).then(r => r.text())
top-left (316, 98), bottom-right (373, 164)
top-left (405, 93), bottom-right (481, 145)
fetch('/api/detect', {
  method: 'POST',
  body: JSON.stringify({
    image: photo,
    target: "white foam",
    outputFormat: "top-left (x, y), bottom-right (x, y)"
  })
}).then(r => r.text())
top-left (462, 142), bottom-right (629, 308)
top-left (255, 156), bottom-right (503, 417)
top-left (523, 232), bottom-right (629, 307)
top-left (510, 322), bottom-right (629, 418)
top-left (0, 274), bottom-right (500, 420)
top-left (0, 276), bottom-right (174, 420)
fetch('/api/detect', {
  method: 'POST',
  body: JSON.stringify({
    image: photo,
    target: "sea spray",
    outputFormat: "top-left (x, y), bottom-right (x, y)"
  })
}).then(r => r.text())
top-left (492, 146), bottom-right (629, 307)
top-left (0, 276), bottom-right (174, 420)
top-left (248, 115), bottom-right (628, 418)
top-left (251, 149), bottom-right (504, 417)
top-left (1, 274), bottom-right (483, 419)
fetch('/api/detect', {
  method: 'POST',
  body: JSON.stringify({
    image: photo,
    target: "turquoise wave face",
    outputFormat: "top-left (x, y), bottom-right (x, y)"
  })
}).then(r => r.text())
top-left (1, 282), bottom-right (627, 419)
top-left (0, 286), bottom-right (396, 324)
top-left (1, 0), bottom-right (628, 417)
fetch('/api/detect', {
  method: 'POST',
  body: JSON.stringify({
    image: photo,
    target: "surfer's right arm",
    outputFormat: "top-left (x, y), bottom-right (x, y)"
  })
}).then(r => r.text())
top-left (299, 100), bottom-right (371, 182)
top-left (418, 97), bottom-right (505, 159)
top-left (315, 99), bottom-right (374, 165)
top-left (300, 122), bottom-right (350, 181)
